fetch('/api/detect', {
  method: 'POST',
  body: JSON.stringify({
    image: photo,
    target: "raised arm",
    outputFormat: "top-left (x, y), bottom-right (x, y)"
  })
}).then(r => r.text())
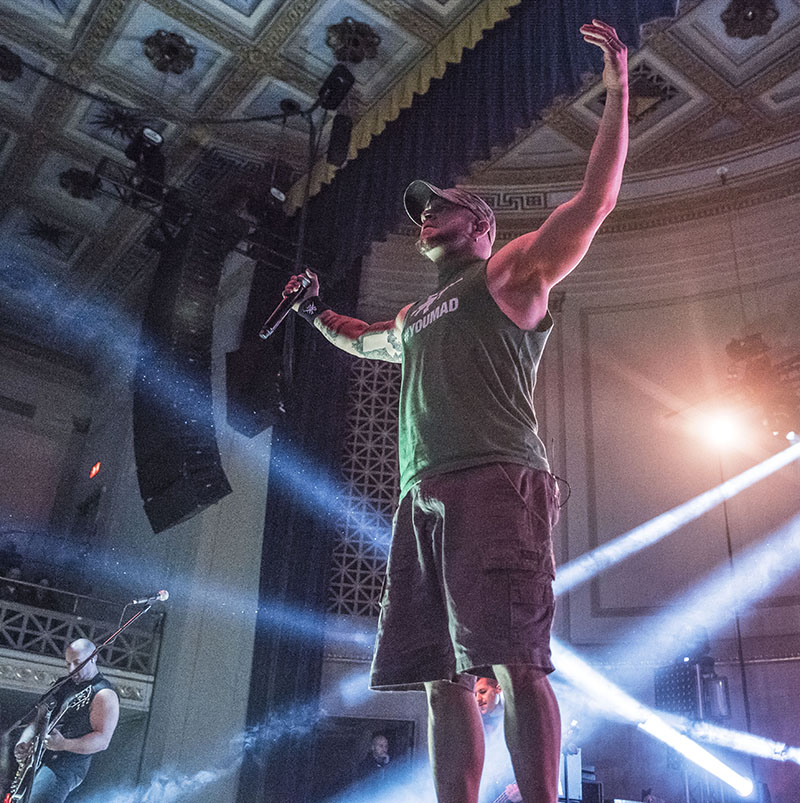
top-left (488, 20), bottom-right (628, 325)
top-left (285, 271), bottom-right (407, 363)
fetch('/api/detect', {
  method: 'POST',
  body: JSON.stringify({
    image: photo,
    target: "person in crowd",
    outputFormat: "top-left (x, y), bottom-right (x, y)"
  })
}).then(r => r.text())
top-left (355, 732), bottom-right (392, 783)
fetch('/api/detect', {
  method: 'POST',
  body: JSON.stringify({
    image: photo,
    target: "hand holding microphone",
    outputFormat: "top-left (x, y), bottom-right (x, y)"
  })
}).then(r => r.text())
top-left (259, 269), bottom-right (319, 339)
top-left (286, 269), bottom-right (319, 308)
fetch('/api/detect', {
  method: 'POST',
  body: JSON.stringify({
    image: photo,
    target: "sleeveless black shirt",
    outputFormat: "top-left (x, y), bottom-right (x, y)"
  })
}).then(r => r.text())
top-left (43, 673), bottom-right (116, 779)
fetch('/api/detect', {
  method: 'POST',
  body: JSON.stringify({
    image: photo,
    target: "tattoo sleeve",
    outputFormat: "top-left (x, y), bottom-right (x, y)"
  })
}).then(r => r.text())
top-left (313, 310), bottom-right (403, 363)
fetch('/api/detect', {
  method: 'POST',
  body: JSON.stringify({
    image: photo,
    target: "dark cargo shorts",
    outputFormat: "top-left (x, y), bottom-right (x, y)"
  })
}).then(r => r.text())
top-left (370, 462), bottom-right (559, 690)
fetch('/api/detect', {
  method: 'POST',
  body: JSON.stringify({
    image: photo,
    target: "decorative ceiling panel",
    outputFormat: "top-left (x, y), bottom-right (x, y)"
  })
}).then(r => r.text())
top-left (1, 0), bottom-right (799, 361)
top-left (490, 124), bottom-right (588, 171)
top-left (0, 206), bottom-right (88, 272)
top-left (0, 37), bottom-right (57, 117)
top-left (281, 0), bottom-right (426, 104)
top-left (238, 76), bottom-right (318, 135)
top-left (758, 65), bottom-right (800, 112)
top-left (0, 0), bottom-right (95, 41)
top-left (573, 51), bottom-right (709, 151)
top-left (672, 0), bottom-right (800, 87)
top-left (67, 96), bottom-right (169, 157)
top-left (97, 2), bottom-right (233, 110)
top-left (409, 0), bottom-right (472, 23)
top-left (186, 0), bottom-right (287, 37)
top-left (30, 151), bottom-right (121, 228)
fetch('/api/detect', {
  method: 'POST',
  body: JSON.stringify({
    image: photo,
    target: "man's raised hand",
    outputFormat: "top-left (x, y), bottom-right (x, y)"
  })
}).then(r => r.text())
top-left (580, 19), bottom-right (628, 93)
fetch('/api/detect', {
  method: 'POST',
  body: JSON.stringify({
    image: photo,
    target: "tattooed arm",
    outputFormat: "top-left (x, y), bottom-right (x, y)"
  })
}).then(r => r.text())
top-left (284, 270), bottom-right (408, 363)
top-left (312, 307), bottom-right (408, 363)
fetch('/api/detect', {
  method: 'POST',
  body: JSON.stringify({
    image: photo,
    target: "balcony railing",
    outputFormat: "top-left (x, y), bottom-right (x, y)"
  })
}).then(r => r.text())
top-left (0, 580), bottom-right (163, 675)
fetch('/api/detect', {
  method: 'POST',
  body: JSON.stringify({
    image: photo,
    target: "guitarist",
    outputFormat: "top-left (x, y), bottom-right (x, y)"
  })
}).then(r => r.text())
top-left (12, 639), bottom-right (119, 803)
top-left (475, 677), bottom-right (521, 803)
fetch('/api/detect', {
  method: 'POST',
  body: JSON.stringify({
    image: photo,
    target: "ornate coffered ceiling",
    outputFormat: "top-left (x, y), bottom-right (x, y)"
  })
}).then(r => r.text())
top-left (0, 0), bottom-right (798, 359)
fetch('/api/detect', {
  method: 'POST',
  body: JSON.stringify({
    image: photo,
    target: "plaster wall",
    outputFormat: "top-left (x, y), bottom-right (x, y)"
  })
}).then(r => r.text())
top-left (0, 338), bottom-right (91, 544)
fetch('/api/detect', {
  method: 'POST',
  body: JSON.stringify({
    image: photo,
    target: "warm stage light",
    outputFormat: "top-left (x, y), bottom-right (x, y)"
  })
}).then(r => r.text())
top-left (698, 409), bottom-right (745, 450)
top-left (89, 461), bottom-right (101, 478)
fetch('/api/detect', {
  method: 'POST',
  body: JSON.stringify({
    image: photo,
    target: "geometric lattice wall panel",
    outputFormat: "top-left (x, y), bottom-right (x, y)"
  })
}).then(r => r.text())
top-left (328, 359), bottom-right (401, 616)
top-left (581, 56), bottom-right (698, 143)
top-left (0, 601), bottom-right (161, 675)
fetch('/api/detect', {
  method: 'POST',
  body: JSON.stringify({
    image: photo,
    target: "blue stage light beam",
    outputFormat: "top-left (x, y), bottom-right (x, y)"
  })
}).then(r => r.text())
top-left (5, 241), bottom-right (394, 555)
top-left (668, 717), bottom-right (800, 766)
top-left (613, 512), bottom-right (800, 670)
top-left (552, 638), bottom-right (754, 798)
top-left (555, 441), bottom-right (800, 595)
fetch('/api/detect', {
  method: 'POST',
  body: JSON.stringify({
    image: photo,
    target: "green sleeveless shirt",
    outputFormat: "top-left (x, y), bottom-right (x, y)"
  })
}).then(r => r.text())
top-left (398, 259), bottom-right (552, 496)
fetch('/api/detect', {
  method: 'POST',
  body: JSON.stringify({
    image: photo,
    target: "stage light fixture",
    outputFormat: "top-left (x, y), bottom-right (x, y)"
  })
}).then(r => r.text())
top-left (124, 126), bottom-right (166, 203)
top-left (317, 64), bottom-right (355, 110)
top-left (675, 719), bottom-right (800, 767)
top-left (552, 639), bottom-right (755, 798)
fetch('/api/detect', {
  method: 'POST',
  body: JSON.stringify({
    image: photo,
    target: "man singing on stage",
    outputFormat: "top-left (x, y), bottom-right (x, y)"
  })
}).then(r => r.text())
top-left (283, 19), bottom-right (628, 802)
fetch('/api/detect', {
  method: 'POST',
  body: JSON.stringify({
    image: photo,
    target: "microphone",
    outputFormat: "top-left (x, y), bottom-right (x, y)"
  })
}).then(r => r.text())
top-left (258, 273), bottom-right (311, 340)
top-left (131, 590), bottom-right (169, 605)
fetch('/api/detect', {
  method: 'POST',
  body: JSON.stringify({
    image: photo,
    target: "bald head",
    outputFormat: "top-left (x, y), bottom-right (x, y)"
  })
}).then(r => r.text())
top-left (69, 639), bottom-right (96, 657)
top-left (66, 639), bottom-right (98, 683)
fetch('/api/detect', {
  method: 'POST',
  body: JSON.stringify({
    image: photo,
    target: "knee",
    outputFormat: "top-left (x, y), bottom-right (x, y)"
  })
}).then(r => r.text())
top-left (425, 678), bottom-right (468, 711)
top-left (494, 664), bottom-right (552, 699)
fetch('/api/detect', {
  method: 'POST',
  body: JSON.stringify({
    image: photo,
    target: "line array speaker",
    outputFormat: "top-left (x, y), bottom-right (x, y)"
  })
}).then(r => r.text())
top-left (133, 212), bottom-right (243, 532)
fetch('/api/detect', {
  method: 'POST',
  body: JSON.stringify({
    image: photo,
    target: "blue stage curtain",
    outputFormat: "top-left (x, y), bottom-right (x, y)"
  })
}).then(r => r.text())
top-left (305, 0), bottom-right (677, 278)
top-left (237, 265), bottom-right (360, 803)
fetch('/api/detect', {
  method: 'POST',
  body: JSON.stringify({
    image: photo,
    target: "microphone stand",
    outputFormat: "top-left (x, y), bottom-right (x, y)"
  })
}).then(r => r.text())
top-left (246, 99), bottom-right (327, 390)
top-left (282, 100), bottom-right (322, 390)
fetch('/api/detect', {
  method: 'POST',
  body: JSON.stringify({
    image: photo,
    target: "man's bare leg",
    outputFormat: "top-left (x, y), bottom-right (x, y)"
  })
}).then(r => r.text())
top-left (424, 679), bottom-right (484, 803)
top-left (494, 664), bottom-right (561, 803)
